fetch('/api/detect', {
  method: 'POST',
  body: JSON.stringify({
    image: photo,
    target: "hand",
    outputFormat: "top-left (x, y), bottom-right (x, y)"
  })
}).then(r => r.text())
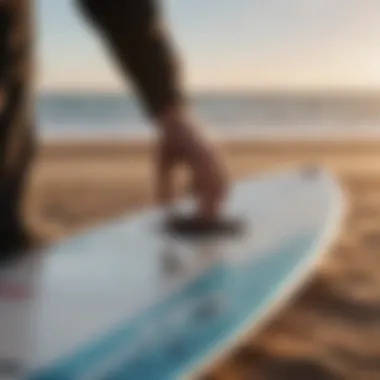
top-left (156, 115), bottom-right (228, 220)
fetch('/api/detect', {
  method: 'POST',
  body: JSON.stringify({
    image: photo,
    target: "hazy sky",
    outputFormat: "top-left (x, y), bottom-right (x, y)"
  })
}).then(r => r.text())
top-left (37, 0), bottom-right (380, 92)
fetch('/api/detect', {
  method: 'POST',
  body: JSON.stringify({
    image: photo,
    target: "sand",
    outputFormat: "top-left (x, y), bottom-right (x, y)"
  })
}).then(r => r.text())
top-left (28, 137), bottom-right (380, 380)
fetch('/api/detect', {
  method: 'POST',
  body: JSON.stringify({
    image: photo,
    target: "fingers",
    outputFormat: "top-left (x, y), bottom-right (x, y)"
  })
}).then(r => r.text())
top-left (191, 144), bottom-right (228, 220)
top-left (155, 117), bottom-right (229, 220)
top-left (156, 135), bottom-right (182, 205)
top-left (156, 138), bottom-right (171, 205)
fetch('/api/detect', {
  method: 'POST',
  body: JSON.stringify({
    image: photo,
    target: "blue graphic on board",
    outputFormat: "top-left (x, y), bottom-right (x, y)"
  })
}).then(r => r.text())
top-left (29, 233), bottom-right (314, 380)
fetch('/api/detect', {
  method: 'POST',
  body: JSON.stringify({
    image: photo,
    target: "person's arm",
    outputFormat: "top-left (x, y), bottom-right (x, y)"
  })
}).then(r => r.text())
top-left (77, 0), bottom-right (227, 220)
top-left (76, 0), bottom-right (184, 117)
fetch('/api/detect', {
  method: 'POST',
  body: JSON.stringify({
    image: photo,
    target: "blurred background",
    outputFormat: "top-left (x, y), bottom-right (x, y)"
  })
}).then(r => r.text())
top-left (31, 1), bottom-right (380, 379)
top-left (37, 0), bottom-right (380, 139)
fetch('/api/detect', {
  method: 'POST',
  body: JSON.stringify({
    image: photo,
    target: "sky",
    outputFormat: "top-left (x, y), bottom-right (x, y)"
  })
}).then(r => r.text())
top-left (37, 0), bottom-right (380, 92)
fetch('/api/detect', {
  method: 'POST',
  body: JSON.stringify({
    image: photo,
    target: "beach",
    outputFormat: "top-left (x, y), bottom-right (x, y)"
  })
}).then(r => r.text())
top-left (28, 137), bottom-right (380, 380)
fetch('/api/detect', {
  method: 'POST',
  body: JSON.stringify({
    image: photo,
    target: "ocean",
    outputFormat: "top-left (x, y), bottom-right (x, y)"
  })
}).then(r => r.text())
top-left (37, 92), bottom-right (380, 139)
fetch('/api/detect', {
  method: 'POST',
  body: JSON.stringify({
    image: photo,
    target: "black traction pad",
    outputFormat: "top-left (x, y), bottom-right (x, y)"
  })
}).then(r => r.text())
top-left (164, 215), bottom-right (246, 239)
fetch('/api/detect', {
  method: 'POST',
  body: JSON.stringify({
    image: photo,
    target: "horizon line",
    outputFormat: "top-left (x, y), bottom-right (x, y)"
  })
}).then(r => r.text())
top-left (37, 87), bottom-right (380, 97)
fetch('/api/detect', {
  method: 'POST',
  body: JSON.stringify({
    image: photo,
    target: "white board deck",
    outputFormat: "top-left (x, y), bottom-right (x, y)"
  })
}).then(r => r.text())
top-left (0, 167), bottom-right (344, 380)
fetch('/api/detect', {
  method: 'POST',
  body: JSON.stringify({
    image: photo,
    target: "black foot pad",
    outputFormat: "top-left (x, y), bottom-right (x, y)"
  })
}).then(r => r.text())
top-left (164, 215), bottom-right (246, 238)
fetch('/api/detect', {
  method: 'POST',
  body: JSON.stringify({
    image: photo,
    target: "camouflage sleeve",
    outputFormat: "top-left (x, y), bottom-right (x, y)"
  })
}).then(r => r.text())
top-left (0, 5), bottom-right (11, 112)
